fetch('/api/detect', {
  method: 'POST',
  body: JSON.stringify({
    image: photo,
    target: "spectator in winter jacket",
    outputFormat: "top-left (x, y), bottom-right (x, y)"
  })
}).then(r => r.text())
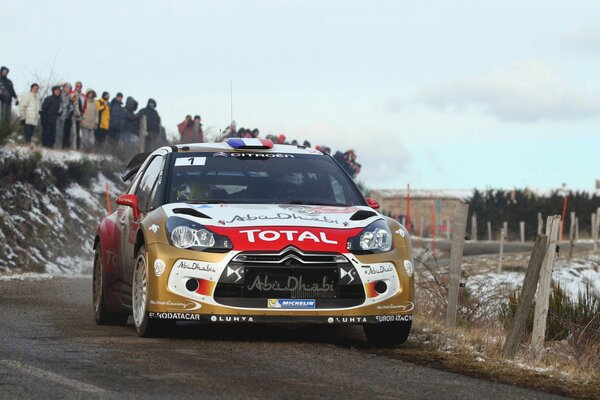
top-left (57, 82), bottom-right (77, 149)
top-left (193, 115), bottom-right (203, 143)
top-left (178, 115), bottom-right (195, 143)
top-left (40, 86), bottom-right (62, 148)
top-left (0, 66), bottom-right (18, 123)
top-left (95, 91), bottom-right (111, 148)
top-left (139, 98), bottom-right (161, 152)
top-left (72, 81), bottom-right (84, 149)
top-left (19, 83), bottom-right (40, 144)
top-left (108, 92), bottom-right (125, 143)
top-left (80, 90), bottom-right (99, 150)
top-left (122, 96), bottom-right (141, 145)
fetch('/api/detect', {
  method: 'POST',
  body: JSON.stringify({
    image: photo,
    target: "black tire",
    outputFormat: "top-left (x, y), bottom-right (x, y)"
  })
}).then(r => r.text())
top-left (363, 321), bottom-right (412, 346)
top-left (132, 244), bottom-right (174, 337)
top-left (93, 245), bottom-right (128, 326)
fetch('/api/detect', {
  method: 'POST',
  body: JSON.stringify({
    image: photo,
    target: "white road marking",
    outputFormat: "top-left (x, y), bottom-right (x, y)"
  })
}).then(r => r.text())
top-left (0, 359), bottom-right (107, 394)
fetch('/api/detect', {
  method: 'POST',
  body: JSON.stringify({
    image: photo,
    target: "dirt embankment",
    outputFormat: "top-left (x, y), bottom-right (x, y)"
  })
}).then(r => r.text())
top-left (0, 146), bottom-right (127, 274)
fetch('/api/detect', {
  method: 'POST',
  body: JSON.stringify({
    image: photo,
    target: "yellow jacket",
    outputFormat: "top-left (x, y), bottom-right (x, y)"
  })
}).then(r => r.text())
top-left (96, 98), bottom-right (110, 130)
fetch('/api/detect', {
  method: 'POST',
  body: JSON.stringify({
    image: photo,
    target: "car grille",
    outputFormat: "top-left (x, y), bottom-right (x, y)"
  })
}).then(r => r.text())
top-left (214, 247), bottom-right (365, 309)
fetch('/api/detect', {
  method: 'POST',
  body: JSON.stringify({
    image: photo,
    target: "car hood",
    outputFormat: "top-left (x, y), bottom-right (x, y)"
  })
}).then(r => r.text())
top-left (161, 203), bottom-right (381, 229)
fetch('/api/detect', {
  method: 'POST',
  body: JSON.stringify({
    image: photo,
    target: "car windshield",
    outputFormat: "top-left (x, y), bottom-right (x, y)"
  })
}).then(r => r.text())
top-left (168, 152), bottom-right (366, 206)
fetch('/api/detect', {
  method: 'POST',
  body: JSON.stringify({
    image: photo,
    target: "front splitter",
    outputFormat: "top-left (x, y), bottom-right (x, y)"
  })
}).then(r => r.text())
top-left (148, 312), bottom-right (414, 324)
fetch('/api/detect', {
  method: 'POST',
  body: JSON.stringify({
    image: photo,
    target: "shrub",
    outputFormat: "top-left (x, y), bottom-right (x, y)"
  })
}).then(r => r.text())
top-left (500, 281), bottom-right (600, 342)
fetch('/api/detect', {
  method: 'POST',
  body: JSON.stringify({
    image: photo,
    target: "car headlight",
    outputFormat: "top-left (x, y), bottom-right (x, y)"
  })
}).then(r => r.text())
top-left (166, 217), bottom-right (232, 252)
top-left (347, 219), bottom-right (393, 254)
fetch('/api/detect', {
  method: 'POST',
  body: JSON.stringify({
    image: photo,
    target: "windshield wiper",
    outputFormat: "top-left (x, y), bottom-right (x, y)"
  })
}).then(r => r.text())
top-left (284, 200), bottom-right (352, 207)
top-left (187, 200), bottom-right (228, 204)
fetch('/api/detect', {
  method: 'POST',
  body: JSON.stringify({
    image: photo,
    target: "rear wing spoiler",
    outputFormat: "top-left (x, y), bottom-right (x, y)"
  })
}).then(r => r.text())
top-left (121, 152), bottom-right (150, 182)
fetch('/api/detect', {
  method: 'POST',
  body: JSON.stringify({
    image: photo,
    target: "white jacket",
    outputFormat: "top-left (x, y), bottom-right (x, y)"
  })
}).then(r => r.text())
top-left (19, 91), bottom-right (40, 126)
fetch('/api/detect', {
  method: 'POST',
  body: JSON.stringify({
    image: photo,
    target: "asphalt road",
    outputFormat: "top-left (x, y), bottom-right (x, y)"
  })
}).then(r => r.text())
top-left (0, 277), bottom-right (569, 400)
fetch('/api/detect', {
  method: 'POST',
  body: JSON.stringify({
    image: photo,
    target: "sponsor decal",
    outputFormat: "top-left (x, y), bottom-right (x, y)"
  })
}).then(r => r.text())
top-left (403, 260), bottom-right (414, 277)
top-left (207, 226), bottom-right (363, 253)
top-left (364, 264), bottom-right (394, 275)
top-left (239, 229), bottom-right (338, 244)
top-left (229, 153), bottom-right (294, 158)
top-left (327, 317), bottom-right (368, 324)
top-left (149, 300), bottom-right (202, 311)
top-left (149, 312), bottom-right (202, 320)
top-left (194, 204), bottom-right (213, 209)
top-left (375, 315), bottom-right (414, 322)
top-left (267, 299), bottom-right (316, 309)
top-left (248, 275), bottom-right (334, 293)
top-left (279, 205), bottom-right (322, 216)
top-left (395, 228), bottom-right (407, 238)
top-left (175, 260), bottom-right (217, 273)
top-left (149, 224), bottom-right (159, 233)
top-left (226, 213), bottom-right (339, 225)
top-left (376, 301), bottom-right (415, 312)
top-left (213, 152), bottom-right (228, 157)
top-left (153, 259), bottom-right (166, 277)
top-left (210, 315), bottom-right (255, 322)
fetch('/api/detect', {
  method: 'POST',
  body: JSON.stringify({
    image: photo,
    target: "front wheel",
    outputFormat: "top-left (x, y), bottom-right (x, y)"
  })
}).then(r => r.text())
top-left (132, 245), bottom-right (173, 337)
top-left (363, 321), bottom-right (412, 346)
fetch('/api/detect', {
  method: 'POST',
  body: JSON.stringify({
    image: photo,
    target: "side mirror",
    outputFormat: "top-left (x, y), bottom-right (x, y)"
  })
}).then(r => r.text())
top-left (116, 194), bottom-right (140, 220)
top-left (366, 198), bottom-right (380, 210)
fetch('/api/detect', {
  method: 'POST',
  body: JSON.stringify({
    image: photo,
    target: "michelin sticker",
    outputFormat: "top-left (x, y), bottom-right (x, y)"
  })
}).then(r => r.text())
top-left (149, 224), bottom-right (159, 233)
top-left (395, 228), bottom-right (407, 237)
top-left (154, 259), bottom-right (166, 277)
top-left (267, 299), bottom-right (316, 309)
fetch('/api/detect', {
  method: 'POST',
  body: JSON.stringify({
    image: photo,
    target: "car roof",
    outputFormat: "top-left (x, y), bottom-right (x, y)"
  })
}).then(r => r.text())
top-left (158, 142), bottom-right (325, 156)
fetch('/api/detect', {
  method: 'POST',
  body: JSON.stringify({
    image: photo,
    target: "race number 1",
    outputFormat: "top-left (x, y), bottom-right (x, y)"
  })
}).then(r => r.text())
top-left (175, 157), bottom-right (206, 166)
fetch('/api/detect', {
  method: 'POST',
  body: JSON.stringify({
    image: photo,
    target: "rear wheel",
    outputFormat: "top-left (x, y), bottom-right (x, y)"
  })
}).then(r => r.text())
top-left (363, 320), bottom-right (412, 346)
top-left (93, 245), bottom-right (128, 325)
top-left (132, 245), bottom-right (173, 337)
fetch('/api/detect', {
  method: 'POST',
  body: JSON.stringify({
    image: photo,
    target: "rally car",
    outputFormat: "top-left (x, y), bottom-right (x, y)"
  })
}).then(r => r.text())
top-left (93, 138), bottom-right (414, 345)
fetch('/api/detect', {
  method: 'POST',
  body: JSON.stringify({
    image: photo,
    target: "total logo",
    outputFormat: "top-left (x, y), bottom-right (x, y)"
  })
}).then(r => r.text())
top-left (239, 229), bottom-right (338, 244)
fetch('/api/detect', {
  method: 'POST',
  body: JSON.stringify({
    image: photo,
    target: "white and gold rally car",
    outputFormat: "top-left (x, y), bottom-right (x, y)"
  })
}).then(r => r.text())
top-left (93, 138), bottom-right (414, 345)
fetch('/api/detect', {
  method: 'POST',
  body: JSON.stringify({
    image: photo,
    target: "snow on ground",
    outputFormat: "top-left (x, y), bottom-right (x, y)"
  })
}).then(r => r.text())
top-left (0, 144), bottom-right (115, 166)
top-left (463, 252), bottom-right (600, 299)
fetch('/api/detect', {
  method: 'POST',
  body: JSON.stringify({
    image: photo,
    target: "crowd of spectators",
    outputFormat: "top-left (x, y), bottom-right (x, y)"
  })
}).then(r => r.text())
top-left (2, 64), bottom-right (361, 179)
top-left (220, 123), bottom-right (362, 179)
top-left (0, 65), bottom-right (167, 154)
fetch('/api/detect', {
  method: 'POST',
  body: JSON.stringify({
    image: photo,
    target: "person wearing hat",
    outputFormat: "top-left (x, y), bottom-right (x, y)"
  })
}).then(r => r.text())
top-left (193, 115), bottom-right (203, 143)
top-left (0, 66), bottom-right (18, 123)
top-left (40, 85), bottom-right (62, 147)
top-left (95, 91), bottom-right (111, 149)
top-left (19, 83), bottom-right (41, 144)
top-left (80, 89), bottom-right (99, 151)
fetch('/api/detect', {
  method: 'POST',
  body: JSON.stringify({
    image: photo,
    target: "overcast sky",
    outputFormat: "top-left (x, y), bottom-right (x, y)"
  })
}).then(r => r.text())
top-left (2, 1), bottom-right (600, 191)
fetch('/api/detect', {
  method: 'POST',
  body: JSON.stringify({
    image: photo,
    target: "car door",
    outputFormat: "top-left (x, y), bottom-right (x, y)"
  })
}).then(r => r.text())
top-left (120, 155), bottom-right (165, 283)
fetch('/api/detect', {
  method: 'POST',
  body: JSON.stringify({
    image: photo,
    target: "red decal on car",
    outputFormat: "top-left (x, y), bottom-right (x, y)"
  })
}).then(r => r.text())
top-left (209, 226), bottom-right (362, 252)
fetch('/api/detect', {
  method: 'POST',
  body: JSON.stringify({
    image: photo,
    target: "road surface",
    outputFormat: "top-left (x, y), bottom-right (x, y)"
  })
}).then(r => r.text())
top-left (0, 277), bottom-right (569, 399)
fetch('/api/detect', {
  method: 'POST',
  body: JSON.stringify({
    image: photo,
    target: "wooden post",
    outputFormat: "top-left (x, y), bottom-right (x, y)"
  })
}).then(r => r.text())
top-left (419, 216), bottom-right (424, 238)
top-left (531, 215), bottom-right (561, 360)
top-left (503, 221), bottom-right (508, 242)
top-left (575, 217), bottom-right (579, 241)
top-left (498, 227), bottom-right (505, 273)
top-left (445, 220), bottom-right (451, 240)
top-left (596, 208), bottom-right (600, 252)
top-left (593, 213), bottom-right (597, 252)
top-left (560, 195), bottom-right (568, 241)
top-left (487, 221), bottom-right (492, 242)
top-left (519, 221), bottom-right (525, 243)
top-left (568, 211), bottom-right (575, 261)
top-left (503, 234), bottom-right (548, 358)
top-left (446, 202), bottom-right (469, 327)
top-left (537, 212), bottom-right (543, 235)
top-left (471, 213), bottom-right (477, 241)
top-left (406, 184), bottom-right (411, 233)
